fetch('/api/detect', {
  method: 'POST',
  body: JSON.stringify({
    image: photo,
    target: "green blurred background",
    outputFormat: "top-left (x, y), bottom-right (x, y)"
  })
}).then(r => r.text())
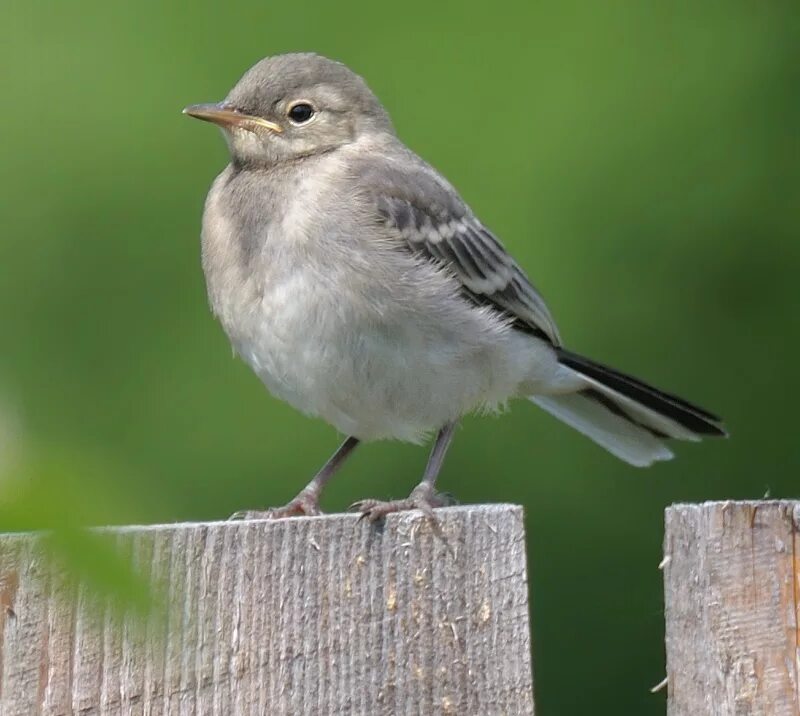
top-left (1, 1), bottom-right (798, 713)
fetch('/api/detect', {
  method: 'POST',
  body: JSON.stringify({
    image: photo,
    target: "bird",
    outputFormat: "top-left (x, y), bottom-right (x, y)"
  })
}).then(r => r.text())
top-left (183, 52), bottom-right (726, 521)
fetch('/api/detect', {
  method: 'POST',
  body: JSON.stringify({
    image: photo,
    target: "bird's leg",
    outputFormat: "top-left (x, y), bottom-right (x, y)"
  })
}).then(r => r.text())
top-left (352, 422), bottom-right (458, 522)
top-left (230, 436), bottom-right (360, 520)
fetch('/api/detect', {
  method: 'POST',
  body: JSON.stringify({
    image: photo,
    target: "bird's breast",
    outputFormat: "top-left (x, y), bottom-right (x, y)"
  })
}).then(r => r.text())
top-left (197, 161), bottom-right (540, 442)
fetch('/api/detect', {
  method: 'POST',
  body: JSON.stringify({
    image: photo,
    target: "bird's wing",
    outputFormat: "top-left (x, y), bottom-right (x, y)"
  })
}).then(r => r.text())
top-left (358, 151), bottom-right (562, 345)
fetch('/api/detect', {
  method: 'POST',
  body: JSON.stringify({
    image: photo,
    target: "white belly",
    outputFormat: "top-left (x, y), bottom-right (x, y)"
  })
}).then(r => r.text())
top-left (227, 269), bottom-right (558, 443)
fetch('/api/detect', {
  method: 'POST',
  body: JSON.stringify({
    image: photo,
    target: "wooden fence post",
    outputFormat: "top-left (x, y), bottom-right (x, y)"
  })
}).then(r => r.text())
top-left (0, 504), bottom-right (534, 715)
top-left (663, 500), bottom-right (800, 716)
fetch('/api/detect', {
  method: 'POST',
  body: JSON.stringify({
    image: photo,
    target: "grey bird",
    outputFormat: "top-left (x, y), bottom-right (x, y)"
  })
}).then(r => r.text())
top-left (184, 53), bottom-right (726, 520)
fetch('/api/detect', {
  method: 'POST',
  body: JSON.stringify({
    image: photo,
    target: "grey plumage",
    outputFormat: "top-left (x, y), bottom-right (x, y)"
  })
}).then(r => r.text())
top-left (184, 52), bottom-right (726, 519)
top-left (366, 156), bottom-right (561, 344)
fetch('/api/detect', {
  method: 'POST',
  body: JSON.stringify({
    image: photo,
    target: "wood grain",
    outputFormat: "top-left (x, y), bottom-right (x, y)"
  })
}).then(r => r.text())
top-left (0, 505), bottom-right (534, 715)
top-left (663, 500), bottom-right (800, 716)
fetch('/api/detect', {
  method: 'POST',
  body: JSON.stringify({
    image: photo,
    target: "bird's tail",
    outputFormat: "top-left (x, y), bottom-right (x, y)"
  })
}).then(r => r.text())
top-left (530, 348), bottom-right (727, 467)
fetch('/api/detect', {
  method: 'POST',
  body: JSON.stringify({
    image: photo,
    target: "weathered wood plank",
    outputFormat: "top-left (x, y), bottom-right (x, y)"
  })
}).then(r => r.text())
top-left (0, 505), bottom-right (534, 715)
top-left (663, 500), bottom-right (800, 716)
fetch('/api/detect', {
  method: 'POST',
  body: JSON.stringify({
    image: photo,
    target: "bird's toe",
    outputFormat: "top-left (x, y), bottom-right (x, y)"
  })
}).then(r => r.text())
top-left (229, 491), bottom-right (322, 520)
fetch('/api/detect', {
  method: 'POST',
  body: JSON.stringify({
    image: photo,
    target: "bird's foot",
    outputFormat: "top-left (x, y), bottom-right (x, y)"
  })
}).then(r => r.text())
top-left (229, 489), bottom-right (322, 520)
top-left (350, 484), bottom-right (454, 523)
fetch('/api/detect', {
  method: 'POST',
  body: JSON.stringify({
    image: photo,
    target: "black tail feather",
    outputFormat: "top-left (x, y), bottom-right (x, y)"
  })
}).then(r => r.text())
top-left (557, 348), bottom-right (727, 438)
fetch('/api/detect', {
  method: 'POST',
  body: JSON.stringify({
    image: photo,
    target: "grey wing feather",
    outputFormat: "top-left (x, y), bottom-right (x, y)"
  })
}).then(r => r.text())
top-left (359, 150), bottom-right (562, 345)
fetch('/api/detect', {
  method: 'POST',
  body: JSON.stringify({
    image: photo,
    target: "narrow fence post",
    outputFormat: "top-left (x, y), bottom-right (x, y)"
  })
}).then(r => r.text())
top-left (0, 504), bottom-right (534, 715)
top-left (663, 500), bottom-right (800, 716)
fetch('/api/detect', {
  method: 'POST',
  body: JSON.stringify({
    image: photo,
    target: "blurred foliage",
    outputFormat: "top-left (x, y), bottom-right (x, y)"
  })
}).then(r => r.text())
top-left (1, 1), bottom-right (799, 713)
top-left (0, 445), bottom-right (161, 621)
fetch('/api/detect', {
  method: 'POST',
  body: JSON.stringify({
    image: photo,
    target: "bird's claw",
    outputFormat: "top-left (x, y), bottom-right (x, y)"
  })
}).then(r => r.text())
top-left (229, 491), bottom-right (322, 521)
top-left (349, 485), bottom-right (453, 523)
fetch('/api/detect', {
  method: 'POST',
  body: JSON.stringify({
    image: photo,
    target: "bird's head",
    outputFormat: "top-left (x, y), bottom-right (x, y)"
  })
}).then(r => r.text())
top-left (184, 53), bottom-right (394, 167)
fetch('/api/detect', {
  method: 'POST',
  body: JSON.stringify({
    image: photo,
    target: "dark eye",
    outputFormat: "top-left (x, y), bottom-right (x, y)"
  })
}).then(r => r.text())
top-left (287, 102), bottom-right (315, 124)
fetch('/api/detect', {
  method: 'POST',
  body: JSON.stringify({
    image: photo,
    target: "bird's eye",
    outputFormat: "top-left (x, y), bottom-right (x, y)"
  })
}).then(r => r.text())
top-left (287, 102), bottom-right (315, 124)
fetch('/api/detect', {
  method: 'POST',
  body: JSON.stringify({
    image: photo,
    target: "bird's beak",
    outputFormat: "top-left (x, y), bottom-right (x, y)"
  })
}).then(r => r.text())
top-left (182, 103), bottom-right (283, 133)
